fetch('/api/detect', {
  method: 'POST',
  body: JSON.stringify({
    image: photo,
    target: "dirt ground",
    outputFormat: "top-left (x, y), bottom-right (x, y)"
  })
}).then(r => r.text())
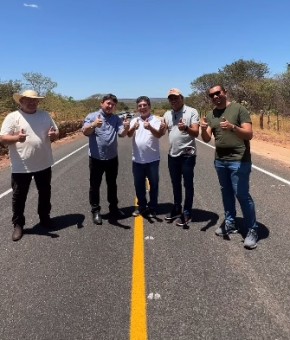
top-left (0, 131), bottom-right (289, 170)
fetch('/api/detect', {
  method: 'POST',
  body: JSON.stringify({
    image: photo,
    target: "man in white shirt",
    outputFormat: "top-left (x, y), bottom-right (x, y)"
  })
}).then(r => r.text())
top-left (0, 90), bottom-right (59, 241)
top-left (127, 96), bottom-right (165, 218)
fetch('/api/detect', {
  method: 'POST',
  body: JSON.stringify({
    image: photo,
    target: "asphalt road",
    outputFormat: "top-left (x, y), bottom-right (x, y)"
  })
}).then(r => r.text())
top-left (1, 134), bottom-right (290, 340)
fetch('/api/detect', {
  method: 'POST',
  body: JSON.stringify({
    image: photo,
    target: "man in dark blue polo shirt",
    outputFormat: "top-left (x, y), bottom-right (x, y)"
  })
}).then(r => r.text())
top-left (82, 94), bottom-right (130, 225)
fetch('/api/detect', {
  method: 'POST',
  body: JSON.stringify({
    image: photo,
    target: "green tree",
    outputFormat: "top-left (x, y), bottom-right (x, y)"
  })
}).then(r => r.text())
top-left (0, 80), bottom-right (22, 113)
top-left (22, 72), bottom-right (57, 95)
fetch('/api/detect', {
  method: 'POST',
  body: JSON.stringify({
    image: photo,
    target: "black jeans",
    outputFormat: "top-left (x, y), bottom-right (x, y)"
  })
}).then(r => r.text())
top-left (89, 156), bottom-right (119, 213)
top-left (11, 167), bottom-right (52, 227)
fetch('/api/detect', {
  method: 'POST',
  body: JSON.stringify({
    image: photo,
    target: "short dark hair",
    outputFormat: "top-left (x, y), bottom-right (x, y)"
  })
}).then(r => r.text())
top-left (136, 96), bottom-right (151, 106)
top-left (102, 93), bottom-right (118, 104)
top-left (209, 84), bottom-right (226, 92)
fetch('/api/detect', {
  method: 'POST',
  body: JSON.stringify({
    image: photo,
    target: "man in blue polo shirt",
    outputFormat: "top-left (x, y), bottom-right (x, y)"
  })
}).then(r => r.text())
top-left (82, 94), bottom-right (130, 225)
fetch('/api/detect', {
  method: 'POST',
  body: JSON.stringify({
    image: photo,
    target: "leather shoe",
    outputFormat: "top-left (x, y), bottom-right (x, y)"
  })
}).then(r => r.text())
top-left (92, 211), bottom-right (102, 225)
top-left (12, 224), bottom-right (23, 241)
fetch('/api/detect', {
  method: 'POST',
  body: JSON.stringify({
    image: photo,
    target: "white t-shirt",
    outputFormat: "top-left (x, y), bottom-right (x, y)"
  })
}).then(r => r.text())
top-left (130, 115), bottom-right (161, 164)
top-left (0, 109), bottom-right (58, 173)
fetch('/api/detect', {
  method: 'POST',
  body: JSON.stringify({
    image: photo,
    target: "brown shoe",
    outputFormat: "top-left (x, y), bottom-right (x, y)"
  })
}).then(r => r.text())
top-left (12, 224), bottom-right (23, 241)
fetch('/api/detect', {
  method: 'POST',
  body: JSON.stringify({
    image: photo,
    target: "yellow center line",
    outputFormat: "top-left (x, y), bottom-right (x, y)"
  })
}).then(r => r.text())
top-left (130, 199), bottom-right (148, 340)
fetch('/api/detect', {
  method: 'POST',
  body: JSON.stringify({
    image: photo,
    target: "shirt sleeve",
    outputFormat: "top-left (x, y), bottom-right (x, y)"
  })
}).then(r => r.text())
top-left (0, 112), bottom-right (16, 136)
top-left (190, 108), bottom-right (200, 125)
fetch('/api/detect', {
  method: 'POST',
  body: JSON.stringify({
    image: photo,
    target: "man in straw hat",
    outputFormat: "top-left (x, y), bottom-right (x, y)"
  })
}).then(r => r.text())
top-left (0, 90), bottom-right (59, 241)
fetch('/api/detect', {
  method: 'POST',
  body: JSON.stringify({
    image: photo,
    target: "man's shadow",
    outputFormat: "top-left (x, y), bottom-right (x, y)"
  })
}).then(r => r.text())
top-left (101, 207), bottom-right (132, 229)
top-left (24, 213), bottom-right (86, 238)
top-left (192, 208), bottom-right (219, 231)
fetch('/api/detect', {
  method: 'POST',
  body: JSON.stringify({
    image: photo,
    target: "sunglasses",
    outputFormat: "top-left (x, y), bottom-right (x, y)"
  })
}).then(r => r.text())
top-left (209, 90), bottom-right (221, 98)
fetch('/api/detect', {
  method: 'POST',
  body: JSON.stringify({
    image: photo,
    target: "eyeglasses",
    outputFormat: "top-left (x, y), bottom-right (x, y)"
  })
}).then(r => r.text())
top-left (208, 91), bottom-right (221, 98)
top-left (168, 95), bottom-right (180, 101)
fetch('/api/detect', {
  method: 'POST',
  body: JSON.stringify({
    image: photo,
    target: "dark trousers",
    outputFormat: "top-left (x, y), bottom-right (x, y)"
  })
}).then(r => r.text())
top-left (11, 167), bottom-right (52, 227)
top-left (168, 154), bottom-right (196, 215)
top-left (89, 156), bottom-right (119, 213)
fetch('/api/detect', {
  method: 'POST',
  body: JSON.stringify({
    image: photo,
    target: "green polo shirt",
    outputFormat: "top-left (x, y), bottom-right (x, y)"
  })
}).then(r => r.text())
top-left (206, 102), bottom-right (252, 162)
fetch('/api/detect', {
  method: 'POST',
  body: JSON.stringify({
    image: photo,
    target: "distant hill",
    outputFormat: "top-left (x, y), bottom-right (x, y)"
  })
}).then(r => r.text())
top-left (88, 94), bottom-right (168, 104)
top-left (120, 98), bottom-right (168, 104)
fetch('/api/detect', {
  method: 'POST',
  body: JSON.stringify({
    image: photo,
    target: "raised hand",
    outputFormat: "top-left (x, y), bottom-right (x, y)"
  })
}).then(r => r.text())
top-left (220, 116), bottom-right (231, 130)
top-left (178, 118), bottom-right (187, 132)
top-left (48, 126), bottom-right (57, 142)
top-left (200, 116), bottom-right (208, 130)
top-left (17, 128), bottom-right (27, 143)
top-left (123, 117), bottom-right (130, 130)
top-left (143, 118), bottom-right (150, 130)
top-left (159, 117), bottom-right (166, 133)
top-left (135, 118), bottom-right (140, 130)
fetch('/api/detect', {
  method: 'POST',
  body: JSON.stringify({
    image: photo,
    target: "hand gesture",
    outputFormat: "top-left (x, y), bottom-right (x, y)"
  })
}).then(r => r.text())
top-left (159, 117), bottom-right (166, 133)
top-left (123, 117), bottom-right (130, 130)
top-left (178, 118), bottom-right (187, 132)
top-left (48, 126), bottom-right (58, 142)
top-left (17, 128), bottom-right (27, 143)
top-left (200, 116), bottom-right (208, 130)
top-left (219, 116), bottom-right (231, 131)
top-left (134, 118), bottom-right (140, 130)
top-left (93, 114), bottom-right (103, 128)
top-left (143, 118), bottom-right (150, 130)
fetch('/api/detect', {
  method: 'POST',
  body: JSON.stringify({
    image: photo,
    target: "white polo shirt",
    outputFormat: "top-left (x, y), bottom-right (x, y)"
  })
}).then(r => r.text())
top-left (130, 114), bottom-right (161, 164)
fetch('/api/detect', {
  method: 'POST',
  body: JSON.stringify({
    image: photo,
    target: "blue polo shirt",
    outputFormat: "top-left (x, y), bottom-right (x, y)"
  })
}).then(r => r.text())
top-left (83, 109), bottom-right (125, 160)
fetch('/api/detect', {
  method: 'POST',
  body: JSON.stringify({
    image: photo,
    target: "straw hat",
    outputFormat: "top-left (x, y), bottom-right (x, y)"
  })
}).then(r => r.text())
top-left (13, 90), bottom-right (45, 104)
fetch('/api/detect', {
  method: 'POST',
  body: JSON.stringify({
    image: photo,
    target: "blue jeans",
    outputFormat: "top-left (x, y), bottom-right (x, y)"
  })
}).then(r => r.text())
top-left (132, 160), bottom-right (159, 210)
top-left (168, 155), bottom-right (196, 215)
top-left (214, 160), bottom-right (257, 229)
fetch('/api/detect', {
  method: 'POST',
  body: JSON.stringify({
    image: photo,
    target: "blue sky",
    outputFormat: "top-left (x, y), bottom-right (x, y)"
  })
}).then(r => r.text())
top-left (1, 0), bottom-right (290, 100)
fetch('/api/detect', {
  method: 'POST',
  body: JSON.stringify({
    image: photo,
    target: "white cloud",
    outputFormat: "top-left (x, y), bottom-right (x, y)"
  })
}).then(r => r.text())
top-left (23, 3), bottom-right (39, 8)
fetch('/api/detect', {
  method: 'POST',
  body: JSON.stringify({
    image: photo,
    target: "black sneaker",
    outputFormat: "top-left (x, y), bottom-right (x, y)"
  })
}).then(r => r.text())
top-left (132, 207), bottom-right (147, 217)
top-left (165, 206), bottom-right (182, 221)
top-left (176, 213), bottom-right (191, 227)
top-left (147, 209), bottom-right (157, 218)
top-left (215, 222), bottom-right (239, 236)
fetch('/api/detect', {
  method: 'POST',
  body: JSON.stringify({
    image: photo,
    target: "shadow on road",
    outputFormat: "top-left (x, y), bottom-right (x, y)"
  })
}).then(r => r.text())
top-left (192, 208), bottom-right (219, 232)
top-left (24, 213), bottom-right (86, 238)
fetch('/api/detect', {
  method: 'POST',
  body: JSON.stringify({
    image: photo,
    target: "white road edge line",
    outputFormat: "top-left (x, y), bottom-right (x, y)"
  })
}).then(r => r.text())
top-left (0, 143), bottom-right (88, 199)
top-left (197, 139), bottom-right (290, 186)
top-left (1, 139), bottom-right (289, 200)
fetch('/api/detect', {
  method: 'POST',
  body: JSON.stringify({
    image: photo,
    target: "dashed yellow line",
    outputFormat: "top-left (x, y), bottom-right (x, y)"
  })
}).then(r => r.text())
top-left (130, 200), bottom-right (147, 340)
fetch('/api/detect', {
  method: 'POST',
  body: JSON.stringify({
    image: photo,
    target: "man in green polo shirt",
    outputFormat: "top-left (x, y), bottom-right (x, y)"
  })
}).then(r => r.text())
top-left (200, 85), bottom-right (258, 249)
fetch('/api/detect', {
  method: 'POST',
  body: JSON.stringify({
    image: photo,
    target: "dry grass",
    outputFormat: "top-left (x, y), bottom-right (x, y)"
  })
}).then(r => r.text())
top-left (251, 114), bottom-right (290, 146)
